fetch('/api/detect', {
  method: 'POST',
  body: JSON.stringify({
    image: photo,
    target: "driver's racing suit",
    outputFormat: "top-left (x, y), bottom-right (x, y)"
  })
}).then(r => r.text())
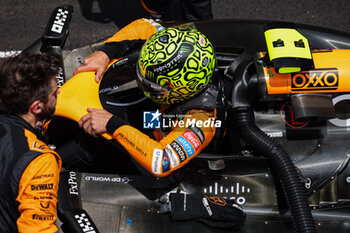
top-left (0, 114), bottom-right (61, 233)
top-left (99, 18), bottom-right (221, 177)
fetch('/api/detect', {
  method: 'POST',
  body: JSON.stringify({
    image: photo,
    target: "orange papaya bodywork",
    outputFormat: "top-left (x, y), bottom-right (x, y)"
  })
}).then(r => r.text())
top-left (261, 49), bottom-right (350, 94)
top-left (54, 60), bottom-right (122, 139)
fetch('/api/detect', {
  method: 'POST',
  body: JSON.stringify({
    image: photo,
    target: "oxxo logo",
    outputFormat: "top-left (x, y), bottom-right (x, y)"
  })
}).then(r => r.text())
top-left (291, 69), bottom-right (338, 91)
top-left (143, 110), bottom-right (161, 129)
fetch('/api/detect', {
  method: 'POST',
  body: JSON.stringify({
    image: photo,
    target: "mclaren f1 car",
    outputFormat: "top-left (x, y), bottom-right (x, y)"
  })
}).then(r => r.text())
top-left (22, 5), bottom-right (350, 233)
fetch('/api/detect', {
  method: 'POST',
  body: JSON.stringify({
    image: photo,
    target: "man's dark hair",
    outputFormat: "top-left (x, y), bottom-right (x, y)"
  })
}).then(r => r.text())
top-left (0, 52), bottom-right (60, 115)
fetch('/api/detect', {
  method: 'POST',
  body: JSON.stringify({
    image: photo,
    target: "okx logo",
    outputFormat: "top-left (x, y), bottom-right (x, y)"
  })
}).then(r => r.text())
top-left (143, 110), bottom-right (161, 129)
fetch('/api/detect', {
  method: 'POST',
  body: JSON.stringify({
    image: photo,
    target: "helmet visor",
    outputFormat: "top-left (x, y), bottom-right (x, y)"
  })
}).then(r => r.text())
top-left (136, 64), bottom-right (168, 100)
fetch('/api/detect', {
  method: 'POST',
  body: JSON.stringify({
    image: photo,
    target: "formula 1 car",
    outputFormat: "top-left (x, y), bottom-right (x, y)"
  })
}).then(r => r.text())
top-left (24, 5), bottom-right (350, 233)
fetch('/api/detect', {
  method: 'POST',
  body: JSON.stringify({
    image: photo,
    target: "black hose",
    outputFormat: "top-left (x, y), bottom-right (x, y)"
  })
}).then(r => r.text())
top-left (230, 60), bottom-right (316, 233)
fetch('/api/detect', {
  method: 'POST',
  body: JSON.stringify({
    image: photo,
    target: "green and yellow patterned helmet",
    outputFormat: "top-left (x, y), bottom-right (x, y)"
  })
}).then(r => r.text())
top-left (136, 25), bottom-right (216, 105)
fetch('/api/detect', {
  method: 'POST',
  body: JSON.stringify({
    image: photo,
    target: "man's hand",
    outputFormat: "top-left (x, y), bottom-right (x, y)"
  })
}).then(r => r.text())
top-left (79, 108), bottom-right (113, 137)
top-left (74, 51), bottom-right (110, 83)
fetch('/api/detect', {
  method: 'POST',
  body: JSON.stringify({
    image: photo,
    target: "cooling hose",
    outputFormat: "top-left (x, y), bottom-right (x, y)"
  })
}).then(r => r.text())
top-left (230, 59), bottom-right (316, 233)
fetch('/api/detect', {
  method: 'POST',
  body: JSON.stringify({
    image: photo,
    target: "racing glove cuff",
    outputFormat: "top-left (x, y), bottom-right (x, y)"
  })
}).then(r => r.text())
top-left (100, 40), bottom-right (147, 60)
top-left (99, 42), bottom-right (125, 60)
top-left (106, 115), bottom-right (129, 134)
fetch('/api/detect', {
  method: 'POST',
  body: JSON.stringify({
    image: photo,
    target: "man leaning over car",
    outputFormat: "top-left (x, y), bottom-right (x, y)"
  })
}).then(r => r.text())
top-left (0, 52), bottom-right (61, 233)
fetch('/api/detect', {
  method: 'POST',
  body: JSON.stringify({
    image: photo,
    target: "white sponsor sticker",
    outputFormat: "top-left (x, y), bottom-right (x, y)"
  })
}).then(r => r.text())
top-left (144, 18), bottom-right (160, 27)
top-left (152, 149), bottom-right (163, 174)
top-left (166, 145), bottom-right (180, 168)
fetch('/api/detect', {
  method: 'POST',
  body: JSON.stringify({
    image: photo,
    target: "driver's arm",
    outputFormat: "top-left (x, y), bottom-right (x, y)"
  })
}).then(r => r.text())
top-left (74, 18), bottom-right (163, 82)
top-left (101, 18), bottom-right (163, 59)
top-left (107, 109), bottom-right (216, 177)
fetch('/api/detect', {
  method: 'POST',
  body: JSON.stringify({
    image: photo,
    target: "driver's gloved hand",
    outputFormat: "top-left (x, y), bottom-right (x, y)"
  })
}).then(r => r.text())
top-left (159, 192), bottom-right (246, 230)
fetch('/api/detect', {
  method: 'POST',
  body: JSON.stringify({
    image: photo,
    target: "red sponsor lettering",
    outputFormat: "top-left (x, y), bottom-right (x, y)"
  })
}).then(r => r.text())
top-left (182, 130), bottom-right (201, 150)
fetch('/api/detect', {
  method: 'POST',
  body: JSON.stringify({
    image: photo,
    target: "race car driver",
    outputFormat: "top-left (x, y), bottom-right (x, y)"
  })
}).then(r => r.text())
top-left (76, 18), bottom-right (223, 177)
top-left (0, 53), bottom-right (61, 232)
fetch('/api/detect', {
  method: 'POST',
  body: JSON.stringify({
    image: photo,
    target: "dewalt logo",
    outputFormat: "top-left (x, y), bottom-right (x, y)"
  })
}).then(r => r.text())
top-left (291, 68), bottom-right (338, 91)
top-left (31, 183), bottom-right (53, 191)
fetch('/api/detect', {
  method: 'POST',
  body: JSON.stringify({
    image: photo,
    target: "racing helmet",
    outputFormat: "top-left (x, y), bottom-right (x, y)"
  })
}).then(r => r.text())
top-left (136, 25), bottom-right (216, 105)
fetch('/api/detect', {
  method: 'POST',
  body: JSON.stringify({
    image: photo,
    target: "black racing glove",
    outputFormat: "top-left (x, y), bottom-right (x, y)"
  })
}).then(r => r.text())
top-left (159, 192), bottom-right (246, 230)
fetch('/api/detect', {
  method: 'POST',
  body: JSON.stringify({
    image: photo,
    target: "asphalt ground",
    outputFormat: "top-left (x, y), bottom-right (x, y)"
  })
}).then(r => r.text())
top-left (0, 0), bottom-right (349, 51)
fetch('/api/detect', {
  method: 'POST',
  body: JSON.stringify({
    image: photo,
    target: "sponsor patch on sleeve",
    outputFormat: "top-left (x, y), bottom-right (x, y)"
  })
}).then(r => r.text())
top-left (188, 125), bottom-right (205, 143)
top-left (166, 145), bottom-right (180, 168)
top-left (182, 130), bottom-right (201, 150)
top-left (162, 150), bottom-right (171, 173)
top-left (176, 136), bottom-right (195, 157)
top-left (152, 149), bottom-right (163, 174)
top-left (144, 18), bottom-right (162, 27)
top-left (156, 25), bottom-right (165, 31)
top-left (170, 141), bottom-right (187, 163)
